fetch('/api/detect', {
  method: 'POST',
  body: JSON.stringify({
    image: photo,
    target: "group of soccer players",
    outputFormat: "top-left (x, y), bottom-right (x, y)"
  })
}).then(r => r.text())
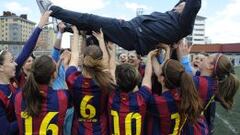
top-left (0, 10), bottom-right (240, 135)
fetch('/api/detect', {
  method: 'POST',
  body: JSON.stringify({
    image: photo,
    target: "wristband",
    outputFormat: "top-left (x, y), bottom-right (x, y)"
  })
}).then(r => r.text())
top-left (57, 31), bottom-right (62, 39)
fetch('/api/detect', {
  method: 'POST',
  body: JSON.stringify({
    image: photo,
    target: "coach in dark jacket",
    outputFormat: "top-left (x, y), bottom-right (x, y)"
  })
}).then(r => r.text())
top-left (37, 0), bottom-right (201, 55)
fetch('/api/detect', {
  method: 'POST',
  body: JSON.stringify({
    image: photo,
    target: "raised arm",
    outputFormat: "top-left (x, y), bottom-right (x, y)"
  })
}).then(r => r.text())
top-left (51, 22), bottom-right (66, 62)
top-left (108, 42), bottom-right (116, 83)
top-left (142, 49), bottom-right (158, 89)
top-left (69, 26), bottom-right (80, 67)
top-left (176, 39), bottom-right (194, 75)
top-left (179, 0), bottom-right (201, 30)
top-left (92, 28), bottom-right (109, 67)
top-left (152, 43), bottom-right (170, 78)
top-left (78, 31), bottom-right (87, 67)
top-left (15, 11), bottom-right (52, 76)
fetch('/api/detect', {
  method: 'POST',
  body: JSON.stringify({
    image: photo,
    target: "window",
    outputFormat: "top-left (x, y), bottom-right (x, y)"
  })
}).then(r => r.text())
top-left (195, 29), bottom-right (204, 31)
top-left (194, 34), bottom-right (204, 36)
top-left (186, 37), bottom-right (192, 41)
top-left (195, 24), bottom-right (204, 26)
top-left (194, 39), bottom-right (204, 41)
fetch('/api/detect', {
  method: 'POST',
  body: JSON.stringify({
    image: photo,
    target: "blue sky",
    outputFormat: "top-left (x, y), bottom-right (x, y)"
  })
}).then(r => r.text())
top-left (1, 0), bottom-right (240, 44)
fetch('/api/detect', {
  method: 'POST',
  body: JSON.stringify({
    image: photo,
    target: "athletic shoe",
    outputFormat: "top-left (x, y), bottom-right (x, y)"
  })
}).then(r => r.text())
top-left (36, 0), bottom-right (53, 14)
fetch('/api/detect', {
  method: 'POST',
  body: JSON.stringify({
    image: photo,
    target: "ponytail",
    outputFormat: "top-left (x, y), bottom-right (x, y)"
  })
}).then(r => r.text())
top-left (22, 73), bottom-right (43, 117)
top-left (179, 72), bottom-right (202, 123)
top-left (83, 55), bottom-right (115, 91)
top-left (214, 54), bottom-right (240, 110)
top-left (216, 73), bottom-right (240, 110)
top-left (163, 59), bottom-right (202, 124)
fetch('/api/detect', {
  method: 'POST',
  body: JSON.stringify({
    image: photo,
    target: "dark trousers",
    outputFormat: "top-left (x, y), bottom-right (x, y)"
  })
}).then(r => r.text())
top-left (50, 6), bottom-right (138, 51)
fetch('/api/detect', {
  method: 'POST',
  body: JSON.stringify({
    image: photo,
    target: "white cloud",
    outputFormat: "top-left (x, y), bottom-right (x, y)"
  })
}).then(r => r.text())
top-left (52, 0), bottom-right (110, 12)
top-left (206, 0), bottom-right (240, 43)
top-left (124, 2), bottom-right (150, 11)
top-left (4, 2), bottom-right (30, 14)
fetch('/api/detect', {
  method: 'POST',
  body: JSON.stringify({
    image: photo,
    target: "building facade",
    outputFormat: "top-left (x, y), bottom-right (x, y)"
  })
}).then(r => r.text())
top-left (186, 15), bottom-right (209, 45)
top-left (35, 27), bottom-right (56, 56)
top-left (0, 11), bottom-right (36, 57)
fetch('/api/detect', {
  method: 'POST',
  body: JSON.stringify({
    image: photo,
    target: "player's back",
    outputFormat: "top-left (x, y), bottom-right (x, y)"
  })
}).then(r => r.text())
top-left (193, 76), bottom-right (217, 134)
top-left (146, 90), bottom-right (181, 135)
top-left (15, 85), bottom-right (69, 135)
top-left (108, 86), bottom-right (151, 135)
top-left (66, 67), bottom-right (109, 135)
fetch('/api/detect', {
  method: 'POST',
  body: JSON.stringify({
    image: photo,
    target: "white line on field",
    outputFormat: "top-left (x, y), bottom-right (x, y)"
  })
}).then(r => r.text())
top-left (216, 113), bottom-right (239, 134)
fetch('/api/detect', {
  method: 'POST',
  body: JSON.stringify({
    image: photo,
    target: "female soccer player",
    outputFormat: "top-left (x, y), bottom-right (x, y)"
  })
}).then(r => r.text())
top-left (177, 40), bottom-right (240, 134)
top-left (108, 49), bottom-right (156, 135)
top-left (145, 44), bottom-right (204, 135)
top-left (65, 26), bottom-right (115, 134)
top-left (17, 54), bottom-right (35, 88)
top-left (0, 11), bottom-right (51, 134)
top-left (15, 55), bottom-right (70, 135)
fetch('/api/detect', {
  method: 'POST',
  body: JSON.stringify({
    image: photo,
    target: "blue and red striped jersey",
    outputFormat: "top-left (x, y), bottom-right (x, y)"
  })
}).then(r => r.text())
top-left (0, 84), bottom-right (18, 134)
top-left (193, 76), bottom-right (217, 134)
top-left (66, 66), bottom-right (109, 135)
top-left (108, 86), bottom-right (152, 135)
top-left (182, 115), bottom-right (208, 135)
top-left (16, 71), bottom-right (27, 89)
top-left (14, 85), bottom-right (69, 135)
top-left (146, 89), bottom-right (208, 135)
top-left (146, 89), bottom-right (181, 135)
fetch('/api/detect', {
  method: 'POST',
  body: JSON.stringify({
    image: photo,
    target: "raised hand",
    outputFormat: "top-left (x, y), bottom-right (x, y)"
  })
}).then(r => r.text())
top-left (92, 28), bottom-right (104, 41)
top-left (177, 39), bottom-right (192, 60)
top-left (147, 49), bottom-right (159, 60)
top-left (157, 43), bottom-right (170, 51)
top-left (58, 22), bottom-right (66, 33)
top-left (38, 10), bottom-right (52, 28)
top-left (71, 25), bottom-right (79, 34)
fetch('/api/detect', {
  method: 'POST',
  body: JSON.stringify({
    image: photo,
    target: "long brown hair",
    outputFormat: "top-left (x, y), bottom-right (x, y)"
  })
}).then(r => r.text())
top-left (214, 54), bottom-right (240, 110)
top-left (82, 45), bottom-right (115, 91)
top-left (162, 59), bottom-right (202, 123)
top-left (22, 55), bottom-right (56, 117)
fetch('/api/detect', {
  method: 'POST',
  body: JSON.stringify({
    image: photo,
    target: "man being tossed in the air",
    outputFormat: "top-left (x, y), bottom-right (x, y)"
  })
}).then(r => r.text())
top-left (36, 0), bottom-right (201, 55)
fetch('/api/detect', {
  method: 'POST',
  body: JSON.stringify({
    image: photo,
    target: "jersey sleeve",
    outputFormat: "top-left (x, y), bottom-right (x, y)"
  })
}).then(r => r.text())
top-left (180, 55), bottom-right (193, 74)
top-left (138, 85), bottom-right (152, 102)
top-left (65, 66), bottom-right (80, 89)
top-left (0, 101), bottom-right (18, 135)
top-left (15, 27), bottom-right (42, 77)
top-left (63, 90), bottom-right (73, 109)
top-left (51, 47), bottom-right (61, 62)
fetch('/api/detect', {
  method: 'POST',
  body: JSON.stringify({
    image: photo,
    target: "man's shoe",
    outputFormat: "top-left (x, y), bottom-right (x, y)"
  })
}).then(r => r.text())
top-left (36, 0), bottom-right (53, 14)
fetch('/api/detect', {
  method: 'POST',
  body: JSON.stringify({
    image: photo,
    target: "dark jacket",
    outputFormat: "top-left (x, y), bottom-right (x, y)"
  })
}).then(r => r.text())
top-left (130, 0), bottom-right (201, 55)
